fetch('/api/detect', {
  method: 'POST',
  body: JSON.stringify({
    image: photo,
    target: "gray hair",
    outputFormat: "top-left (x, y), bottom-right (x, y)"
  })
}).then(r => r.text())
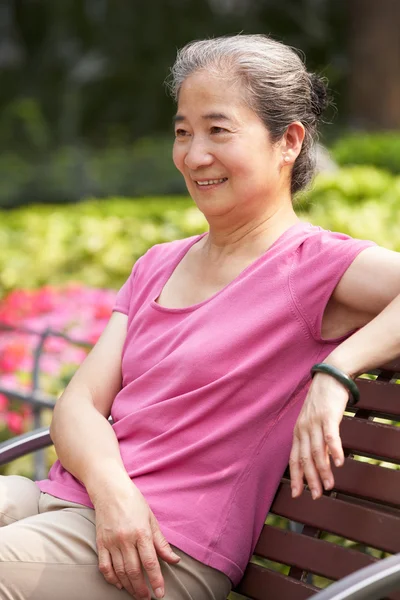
top-left (167, 34), bottom-right (330, 195)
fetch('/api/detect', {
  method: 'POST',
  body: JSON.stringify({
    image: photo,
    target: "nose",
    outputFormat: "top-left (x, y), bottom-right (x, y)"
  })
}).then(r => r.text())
top-left (183, 137), bottom-right (214, 171)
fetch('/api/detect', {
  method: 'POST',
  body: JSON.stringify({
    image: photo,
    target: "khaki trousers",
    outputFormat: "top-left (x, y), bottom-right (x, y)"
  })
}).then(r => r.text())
top-left (0, 475), bottom-right (232, 600)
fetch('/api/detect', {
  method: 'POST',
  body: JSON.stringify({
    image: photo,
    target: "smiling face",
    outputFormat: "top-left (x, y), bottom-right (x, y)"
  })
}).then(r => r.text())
top-left (172, 70), bottom-right (290, 221)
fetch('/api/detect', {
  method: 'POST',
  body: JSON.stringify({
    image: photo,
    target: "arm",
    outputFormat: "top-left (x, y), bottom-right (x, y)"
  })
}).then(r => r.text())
top-left (50, 311), bottom-right (129, 496)
top-left (290, 246), bottom-right (400, 500)
top-left (50, 312), bottom-right (179, 600)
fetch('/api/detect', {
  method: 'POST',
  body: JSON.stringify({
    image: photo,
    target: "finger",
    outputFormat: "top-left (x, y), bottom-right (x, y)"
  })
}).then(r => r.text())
top-left (110, 547), bottom-right (137, 597)
top-left (289, 434), bottom-right (304, 498)
top-left (151, 515), bottom-right (181, 564)
top-left (323, 420), bottom-right (345, 468)
top-left (310, 426), bottom-right (333, 490)
top-left (97, 546), bottom-right (124, 590)
top-left (120, 537), bottom-right (153, 600)
top-left (299, 431), bottom-right (323, 499)
top-left (136, 531), bottom-right (165, 599)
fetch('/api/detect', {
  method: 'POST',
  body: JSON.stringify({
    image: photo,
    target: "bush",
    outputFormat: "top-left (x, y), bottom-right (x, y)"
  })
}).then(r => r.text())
top-left (0, 165), bottom-right (399, 299)
top-left (0, 196), bottom-right (206, 298)
top-left (0, 137), bottom-right (186, 209)
top-left (330, 133), bottom-right (400, 175)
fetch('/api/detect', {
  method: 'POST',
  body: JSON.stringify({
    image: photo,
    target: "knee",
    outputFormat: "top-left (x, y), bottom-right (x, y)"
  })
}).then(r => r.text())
top-left (0, 476), bottom-right (40, 525)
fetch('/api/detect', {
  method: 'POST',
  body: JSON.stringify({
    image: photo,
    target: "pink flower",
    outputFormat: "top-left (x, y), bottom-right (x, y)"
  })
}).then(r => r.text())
top-left (6, 412), bottom-right (24, 434)
top-left (0, 393), bottom-right (9, 412)
top-left (94, 303), bottom-right (113, 320)
top-left (0, 341), bottom-right (29, 373)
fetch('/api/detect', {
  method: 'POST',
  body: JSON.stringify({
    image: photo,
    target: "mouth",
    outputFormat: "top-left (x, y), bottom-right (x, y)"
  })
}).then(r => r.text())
top-left (194, 177), bottom-right (228, 189)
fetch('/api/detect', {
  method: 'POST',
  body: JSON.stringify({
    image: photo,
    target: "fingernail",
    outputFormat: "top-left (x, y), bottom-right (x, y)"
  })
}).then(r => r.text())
top-left (291, 487), bottom-right (297, 498)
top-left (311, 489), bottom-right (318, 500)
top-left (116, 583), bottom-right (122, 590)
top-left (172, 552), bottom-right (181, 560)
top-left (335, 459), bottom-right (342, 467)
top-left (155, 588), bottom-right (164, 599)
top-left (323, 480), bottom-right (330, 490)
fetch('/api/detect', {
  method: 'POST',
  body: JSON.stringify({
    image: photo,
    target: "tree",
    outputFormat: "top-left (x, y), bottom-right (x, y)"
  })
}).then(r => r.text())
top-left (348, 0), bottom-right (400, 130)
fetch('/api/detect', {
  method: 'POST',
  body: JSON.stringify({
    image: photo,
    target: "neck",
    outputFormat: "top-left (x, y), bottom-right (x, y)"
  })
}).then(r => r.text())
top-left (202, 203), bottom-right (299, 256)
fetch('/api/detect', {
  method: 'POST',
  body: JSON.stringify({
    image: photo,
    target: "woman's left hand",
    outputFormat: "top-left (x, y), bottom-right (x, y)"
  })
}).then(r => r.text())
top-left (289, 372), bottom-right (350, 500)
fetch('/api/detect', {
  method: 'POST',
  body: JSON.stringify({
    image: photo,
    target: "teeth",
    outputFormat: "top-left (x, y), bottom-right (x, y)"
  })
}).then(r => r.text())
top-left (196, 178), bottom-right (226, 186)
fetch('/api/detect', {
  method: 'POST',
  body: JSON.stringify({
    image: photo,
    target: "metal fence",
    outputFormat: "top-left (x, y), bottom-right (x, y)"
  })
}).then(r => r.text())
top-left (0, 322), bottom-right (92, 479)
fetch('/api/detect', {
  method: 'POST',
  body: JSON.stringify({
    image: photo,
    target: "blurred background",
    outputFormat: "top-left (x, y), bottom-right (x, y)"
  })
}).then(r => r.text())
top-left (0, 0), bottom-right (399, 476)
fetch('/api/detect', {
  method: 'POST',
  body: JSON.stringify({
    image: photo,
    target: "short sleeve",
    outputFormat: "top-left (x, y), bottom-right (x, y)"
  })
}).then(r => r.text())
top-left (112, 259), bottom-right (141, 315)
top-left (289, 228), bottom-right (376, 341)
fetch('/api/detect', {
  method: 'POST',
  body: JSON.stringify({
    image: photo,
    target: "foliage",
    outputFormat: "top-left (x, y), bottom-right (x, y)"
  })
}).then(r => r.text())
top-left (0, 1), bottom-right (344, 153)
top-left (330, 133), bottom-right (400, 174)
top-left (0, 137), bottom-right (186, 208)
top-left (0, 196), bottom-right (208, 299)
top-left (1, 166), bottom-right (399, 299)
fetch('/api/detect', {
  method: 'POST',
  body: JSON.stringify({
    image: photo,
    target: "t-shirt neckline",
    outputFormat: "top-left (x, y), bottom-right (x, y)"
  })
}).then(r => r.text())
top-left (151, 220), bottom-right (311, 314)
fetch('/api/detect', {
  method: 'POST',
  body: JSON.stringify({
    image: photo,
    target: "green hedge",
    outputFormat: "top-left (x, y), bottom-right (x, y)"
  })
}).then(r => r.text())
top-left (1, 166), bottom-right (399, 299)
top-left (0, 137), bottom-right (186, 209)
top-left (330, 133), bottom-right (400, 174)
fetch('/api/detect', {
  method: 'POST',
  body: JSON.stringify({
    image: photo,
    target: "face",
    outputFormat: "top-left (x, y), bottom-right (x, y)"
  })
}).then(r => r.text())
top-left (172, 70), bottom-right (288, 220)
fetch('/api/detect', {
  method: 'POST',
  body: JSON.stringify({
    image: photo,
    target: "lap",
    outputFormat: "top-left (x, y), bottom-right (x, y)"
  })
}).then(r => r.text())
top-left (0, 476), bottom-right (231, 600)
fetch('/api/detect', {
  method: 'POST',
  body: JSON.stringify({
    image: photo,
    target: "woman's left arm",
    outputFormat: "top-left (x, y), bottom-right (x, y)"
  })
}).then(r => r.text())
top-left (290, 246), bottom-right (400, 500)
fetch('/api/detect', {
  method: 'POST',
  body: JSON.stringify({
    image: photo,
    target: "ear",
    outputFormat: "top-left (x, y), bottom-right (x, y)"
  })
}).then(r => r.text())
top-left (281, 122), bottom-right (305, 164)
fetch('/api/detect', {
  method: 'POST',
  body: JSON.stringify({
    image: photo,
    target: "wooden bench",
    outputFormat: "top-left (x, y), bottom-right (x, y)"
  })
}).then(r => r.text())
top-left (1, 358), bottom-right (400, 599)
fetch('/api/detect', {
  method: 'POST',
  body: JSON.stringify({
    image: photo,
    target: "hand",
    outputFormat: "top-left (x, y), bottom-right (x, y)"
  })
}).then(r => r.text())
top-left (289, 372), bottom-right (349, 500)
top-left (93, 480), bottom-right (181, 599)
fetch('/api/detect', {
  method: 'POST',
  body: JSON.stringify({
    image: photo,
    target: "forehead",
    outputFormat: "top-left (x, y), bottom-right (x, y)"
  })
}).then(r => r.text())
top-left (176, 70), bottom-right (251, 120)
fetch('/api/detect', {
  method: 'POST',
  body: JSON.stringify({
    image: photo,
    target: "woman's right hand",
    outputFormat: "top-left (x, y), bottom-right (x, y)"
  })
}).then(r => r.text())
top-left (93, 480), bottom-right (181, 599)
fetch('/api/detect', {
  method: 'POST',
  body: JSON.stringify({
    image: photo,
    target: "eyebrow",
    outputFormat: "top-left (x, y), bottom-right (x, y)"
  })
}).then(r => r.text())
top-left (172, 112), bottom-right (231, 124)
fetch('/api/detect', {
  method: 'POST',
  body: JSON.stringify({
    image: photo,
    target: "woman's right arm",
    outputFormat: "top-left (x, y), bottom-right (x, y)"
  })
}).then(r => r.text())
top-left (50, 311), bottom-right (180, 600)
top-left (50, 311), bottom-right (130, 495)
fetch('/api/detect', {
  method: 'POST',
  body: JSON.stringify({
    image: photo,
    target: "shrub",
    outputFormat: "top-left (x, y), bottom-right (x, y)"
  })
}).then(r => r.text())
top-left (330, 133), bottom-right (400, 175)
top-left (0, 165), bottom-right (399, 300)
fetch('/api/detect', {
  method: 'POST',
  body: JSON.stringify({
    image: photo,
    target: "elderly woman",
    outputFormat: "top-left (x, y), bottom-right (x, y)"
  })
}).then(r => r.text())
top-left (0, 34), bottom-right (399, 600)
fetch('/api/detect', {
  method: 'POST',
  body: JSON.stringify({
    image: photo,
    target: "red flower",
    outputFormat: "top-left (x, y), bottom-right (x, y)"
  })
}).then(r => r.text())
top-left (94, 303), bottom-right (112, 320)
top-left (0, 393), bottom-right (9, 412)
top-left (0, 341), bottom-right (29, 373)
top-left (6, 412), bottom-right (24, 435)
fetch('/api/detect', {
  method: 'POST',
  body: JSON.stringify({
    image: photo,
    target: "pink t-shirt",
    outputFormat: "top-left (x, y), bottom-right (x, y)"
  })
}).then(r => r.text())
top-left (37, 221), bottom-right (374, 585)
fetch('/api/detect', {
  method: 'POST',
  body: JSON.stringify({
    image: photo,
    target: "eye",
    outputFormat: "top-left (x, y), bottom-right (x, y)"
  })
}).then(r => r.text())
top-left (175, 128), bottom-right (189, 138)
top-left (210, 126), bottom-right (227, 134)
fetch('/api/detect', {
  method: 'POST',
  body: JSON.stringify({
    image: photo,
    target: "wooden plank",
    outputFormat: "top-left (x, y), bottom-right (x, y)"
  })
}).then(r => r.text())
top-left (340, 416), bottom-right (400, 462)
top-left (332, 457), bottom-right (400, 507)
top-left (355, 379), bottom-right (400, 416)
top-left (235, 563), bottom-right (317, 600)
top-left (271, 483), bottom-right (400, 553)
top-left (255, 525), bottom-right (376, 581)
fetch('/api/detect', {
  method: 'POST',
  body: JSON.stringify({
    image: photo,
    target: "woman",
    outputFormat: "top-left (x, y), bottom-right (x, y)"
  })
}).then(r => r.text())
top-left (0, 34), bottom-right (399, 600)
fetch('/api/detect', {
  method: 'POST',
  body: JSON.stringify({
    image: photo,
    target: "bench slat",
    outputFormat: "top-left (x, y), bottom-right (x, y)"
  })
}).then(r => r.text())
top-left (235, 563), bottom-right (317, 600)
top-left (271, 483), bottom-right (400, 553)
top-left (332, 457), bottom-right (400, 507)
top-left (355, 379), bottom-right (400, 416)
top-left (254, 523), bottom-right (400, 600)
top-left (340, 416), bottom-right (400, 462)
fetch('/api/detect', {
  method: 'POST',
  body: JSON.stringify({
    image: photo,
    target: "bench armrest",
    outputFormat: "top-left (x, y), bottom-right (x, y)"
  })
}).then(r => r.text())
top-left (0, 427), bottom-right (52, 466)
top-left (312, 552), bottom-right (400, 599)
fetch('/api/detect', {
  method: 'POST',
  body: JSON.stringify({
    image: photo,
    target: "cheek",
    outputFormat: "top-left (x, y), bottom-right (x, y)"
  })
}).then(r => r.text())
top-left (172, 143), bottom-right (185, 174)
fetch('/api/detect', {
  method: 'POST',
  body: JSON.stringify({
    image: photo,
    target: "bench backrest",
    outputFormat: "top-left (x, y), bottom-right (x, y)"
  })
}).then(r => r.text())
top-left (234, 359), bottom-right (400, 600)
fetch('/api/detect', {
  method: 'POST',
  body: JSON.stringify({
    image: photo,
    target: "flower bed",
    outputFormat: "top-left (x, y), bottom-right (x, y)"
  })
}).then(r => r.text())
top-left (0, 283), bottom-right (117, 444)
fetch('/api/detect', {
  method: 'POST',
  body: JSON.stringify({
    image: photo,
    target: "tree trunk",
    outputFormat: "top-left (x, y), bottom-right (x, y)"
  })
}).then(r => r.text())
top-left (348, 0), bottom-right (400, 130)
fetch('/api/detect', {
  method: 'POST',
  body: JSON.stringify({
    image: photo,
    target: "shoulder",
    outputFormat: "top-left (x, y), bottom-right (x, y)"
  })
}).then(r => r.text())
top-left (290, 223), bottom-right (376, 276)
top-left (134, 234), bottom-right (205, 271)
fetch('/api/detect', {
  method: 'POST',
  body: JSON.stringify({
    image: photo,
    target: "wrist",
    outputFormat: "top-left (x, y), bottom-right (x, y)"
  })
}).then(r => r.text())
top-left (85, 464), bottom-right (134, 504)
top-left (311, 362), bottom-right (360, 406)
top-left (322, 353), bottom-right (358, 379)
